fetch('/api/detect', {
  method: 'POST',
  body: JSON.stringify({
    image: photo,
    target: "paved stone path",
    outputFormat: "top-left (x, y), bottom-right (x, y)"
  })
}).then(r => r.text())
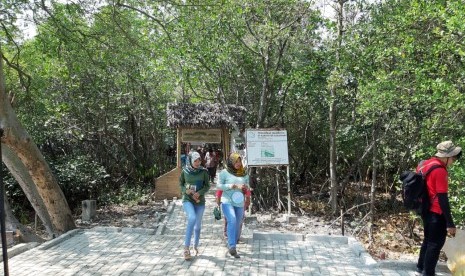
top-left (0, 187), bottom-right (452, 275)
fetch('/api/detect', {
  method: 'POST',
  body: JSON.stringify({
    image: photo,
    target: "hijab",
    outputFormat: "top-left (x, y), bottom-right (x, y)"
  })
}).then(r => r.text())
top-left (226, 152), bottom-right (246, 177)
top-left (184, 151), bottom-right (204, 174)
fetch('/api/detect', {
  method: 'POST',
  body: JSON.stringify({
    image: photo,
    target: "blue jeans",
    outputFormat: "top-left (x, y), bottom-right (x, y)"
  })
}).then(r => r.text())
top-left (221, 203), bottom-right (244, 249)
top-left (182, 202), bottom-right (205, 247)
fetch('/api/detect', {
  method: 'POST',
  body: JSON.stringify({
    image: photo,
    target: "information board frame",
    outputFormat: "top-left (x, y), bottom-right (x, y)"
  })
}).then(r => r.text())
top-left (245, 128), bottom-right (292, 216)
top-left (245, 129), bottom-right (289, 166)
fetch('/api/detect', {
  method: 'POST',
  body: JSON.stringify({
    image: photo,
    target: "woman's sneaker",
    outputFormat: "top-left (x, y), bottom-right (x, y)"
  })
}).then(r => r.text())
top-left (184, 248), bottom-right (192, 260)
top-left (229, 247), bottom-right (240, 258)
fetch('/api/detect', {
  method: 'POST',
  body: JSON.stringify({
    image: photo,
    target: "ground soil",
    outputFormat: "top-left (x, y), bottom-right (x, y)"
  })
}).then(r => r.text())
top-left (14, 178), bottom-right (437, 263)
top-left (68, 192), bottom-right (426, 262)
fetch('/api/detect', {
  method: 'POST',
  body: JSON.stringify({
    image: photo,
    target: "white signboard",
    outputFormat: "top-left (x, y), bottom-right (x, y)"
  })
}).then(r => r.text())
top-left (246, 129), bottom-right (289, 166)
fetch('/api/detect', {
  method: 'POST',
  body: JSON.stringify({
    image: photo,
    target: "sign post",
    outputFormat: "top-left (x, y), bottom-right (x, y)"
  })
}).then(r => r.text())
top-left (0, 128), bottom-right (10, 275)
top-left (245, 129), bottom-right (291, 215)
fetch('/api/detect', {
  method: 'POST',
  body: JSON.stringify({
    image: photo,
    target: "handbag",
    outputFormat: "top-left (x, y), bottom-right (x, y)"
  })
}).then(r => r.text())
top-left (231, 191), bottom-right (244, 204)
top-left (213, 206), bottom-right (222, 220)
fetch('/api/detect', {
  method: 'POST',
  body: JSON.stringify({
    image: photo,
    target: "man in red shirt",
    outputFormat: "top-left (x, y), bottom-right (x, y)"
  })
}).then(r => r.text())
top-left (416, 141), bottom-right (461, 276)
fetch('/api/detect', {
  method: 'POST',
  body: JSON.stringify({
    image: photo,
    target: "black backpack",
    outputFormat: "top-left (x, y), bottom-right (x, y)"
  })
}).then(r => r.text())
top-left (399, 161), bottom-right (443, 213)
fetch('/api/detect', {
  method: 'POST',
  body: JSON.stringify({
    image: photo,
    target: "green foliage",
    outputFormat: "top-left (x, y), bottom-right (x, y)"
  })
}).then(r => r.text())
top-left (107, 185), bottom-right (153, 206)
top-left (50, 154), bottom-right (111, 207)
top-left (449, 164), bottom-right (465, 226)
top-left (447, 137), bottom-right (465, 226)
top-left (3, 0), bottom-right (465, 223)
top-left (18, 1), bottom-right (174, 184)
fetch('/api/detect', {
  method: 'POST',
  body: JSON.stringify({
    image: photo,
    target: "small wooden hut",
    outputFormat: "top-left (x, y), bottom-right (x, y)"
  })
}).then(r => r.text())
top-left (154, 102), bottom-right (247, 200)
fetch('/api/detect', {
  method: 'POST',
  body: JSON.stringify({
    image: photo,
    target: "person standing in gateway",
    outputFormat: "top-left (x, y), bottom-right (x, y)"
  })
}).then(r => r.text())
top-left (179, 151), bottom-right (210, 260)
top-left (205, 148), bottom-right (218, 183)
top-left (416, 140), bottom-right (460, 276)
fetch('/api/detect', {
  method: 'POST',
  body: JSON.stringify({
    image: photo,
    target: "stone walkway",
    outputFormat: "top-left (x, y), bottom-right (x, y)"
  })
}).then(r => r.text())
top-left (0, 188), bottom-right (452, 275)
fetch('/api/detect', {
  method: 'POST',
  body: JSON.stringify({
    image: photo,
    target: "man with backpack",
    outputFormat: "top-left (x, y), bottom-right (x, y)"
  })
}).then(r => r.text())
top-left (416, 140), bottom-right (461, 276)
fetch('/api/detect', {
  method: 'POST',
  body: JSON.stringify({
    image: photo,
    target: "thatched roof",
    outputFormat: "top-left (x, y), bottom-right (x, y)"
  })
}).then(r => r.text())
top-left (166, 103), bottom-right (247, 129)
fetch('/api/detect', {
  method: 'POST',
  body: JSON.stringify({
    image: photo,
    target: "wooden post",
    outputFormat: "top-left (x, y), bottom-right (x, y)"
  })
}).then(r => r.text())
top-left (223, 128), bottom-right (231, 156)
top-left (223, 128), bottom-right (230, 163)
top-left (176, 128), bottom-right (181, 168)
top-left (287, 165), bottom-right (291, 216)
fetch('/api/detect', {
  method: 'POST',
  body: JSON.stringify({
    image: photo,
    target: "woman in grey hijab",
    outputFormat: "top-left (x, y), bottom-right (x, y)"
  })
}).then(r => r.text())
top-left (179, 151), bottom-right (210, 260)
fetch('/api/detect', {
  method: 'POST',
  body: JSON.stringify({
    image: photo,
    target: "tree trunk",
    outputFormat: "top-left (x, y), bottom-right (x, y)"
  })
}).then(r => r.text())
top-left (329, 91), bottom-right (338, 213)
top-left (369, 127), bottom-right (378, 242)
top-left (2, 145), bottom-right (54, 236)
top-left (3, 190), bottom-right (44, 243)
top-left (0, 51), bottom-right (75, 235)
top-left (256, 45), bottom-right (271, 129)
top-left (329, 0), bottom-right (347, 214)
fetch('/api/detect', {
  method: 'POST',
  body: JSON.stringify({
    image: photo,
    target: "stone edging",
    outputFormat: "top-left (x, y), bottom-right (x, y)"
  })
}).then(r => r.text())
top-left (0, 242), bottom-right (40, 262)
top-left (39, 228), bottom-right (84, 250)
top-left (2, 208), bottom-right (171, 260)
top-left (155, 199), bottom-right (177, 235)
top-left (253, 232), bottom-right (377, 266)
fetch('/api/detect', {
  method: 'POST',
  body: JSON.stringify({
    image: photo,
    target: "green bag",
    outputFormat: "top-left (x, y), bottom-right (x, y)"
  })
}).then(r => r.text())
top-left (213, 206), bottom-right (222, 220)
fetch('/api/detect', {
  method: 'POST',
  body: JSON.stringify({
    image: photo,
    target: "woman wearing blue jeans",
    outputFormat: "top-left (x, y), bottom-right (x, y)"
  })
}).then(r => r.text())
top-left (217, 152), bottom-right (250, 258)
top-left (180, 151), bottom-right (210, 260)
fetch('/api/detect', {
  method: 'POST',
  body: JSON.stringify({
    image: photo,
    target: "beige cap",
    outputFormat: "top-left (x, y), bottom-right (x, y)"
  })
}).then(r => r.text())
top-left (435, 140), bottom-right (462, 158)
